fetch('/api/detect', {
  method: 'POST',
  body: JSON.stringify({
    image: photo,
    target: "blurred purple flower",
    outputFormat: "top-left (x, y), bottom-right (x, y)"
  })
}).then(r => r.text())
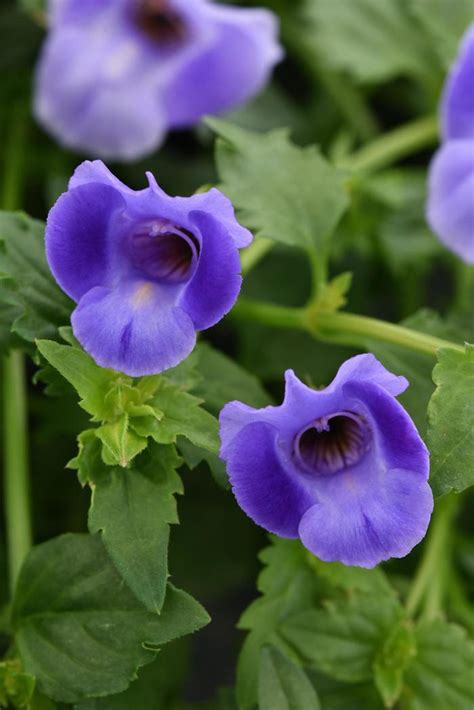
top-left (219, 355), bottom-right (433, 568)
top-left (34, 0), bottom-right (282, 160)
top-left (46, 160), bottom-right (252, 375)
top-left (427, 24), bottom-right (474, 264)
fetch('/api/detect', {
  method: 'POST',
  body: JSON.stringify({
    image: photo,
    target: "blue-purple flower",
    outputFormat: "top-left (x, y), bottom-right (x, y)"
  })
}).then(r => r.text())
top-left (427, 24), bottom-right (474, 264)
top-left (219, 355), bottom-right (433, 568)
top-left (34, 0), bottom-right (282, 160)
top-left (46, 160), bottom-right (252, 375)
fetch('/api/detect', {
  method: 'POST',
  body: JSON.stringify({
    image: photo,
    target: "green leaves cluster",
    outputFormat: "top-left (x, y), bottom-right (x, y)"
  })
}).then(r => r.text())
top-left (236, 538), bottom-right (474, 710)
top-left (37, 332), bottom-right (220, 470)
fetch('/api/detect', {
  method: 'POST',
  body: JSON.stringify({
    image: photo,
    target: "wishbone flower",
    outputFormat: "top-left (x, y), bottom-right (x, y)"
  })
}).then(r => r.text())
top-left (34, 0), bottom-right (283, 160)
top-left (45, 160), bottom-right (252, 375)
top-left (219, 355), bottom-right (433, 568)
top-left (427, 24), bottom-right (474, 264)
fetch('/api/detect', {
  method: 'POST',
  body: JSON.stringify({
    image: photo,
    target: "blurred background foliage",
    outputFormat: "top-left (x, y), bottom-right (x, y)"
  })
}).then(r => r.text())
top-left (0, 0), bottom-right (473, 706)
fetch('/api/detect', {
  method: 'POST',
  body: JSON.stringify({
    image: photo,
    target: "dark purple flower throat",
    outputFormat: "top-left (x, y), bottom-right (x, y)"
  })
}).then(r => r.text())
top-left (129, 220), bottom-right (200, 284)
top-left (294, 412), bottom-right (370, 475)
top-left (136, 0), bottom-right (187, 43)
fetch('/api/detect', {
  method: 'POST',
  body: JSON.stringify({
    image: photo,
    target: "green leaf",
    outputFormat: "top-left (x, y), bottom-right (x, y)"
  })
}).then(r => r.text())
top-left (0, 660), bottom-right (35, 709)
top-left (74, 640), bottom-right (190, 710)
top-left (301, 0), bottom-right (438, 84)
top-left (428, 345), bottom-right (474, 497)
top-left (403, 620), bottom-right (474, 709)
top-left (258, 646), bottom-right (321, 710)
top-left (12, 533), bottom-right (209, 704)
top-left (237, 539), bottom-right (319, 710)
top-left (193, 342), bottom-right (271, 415)
top-left (306, 556), bottom-right (393, 596)
top-left (95, 416), bottom-right (148, 467)
top-left (88, 443), bottom-right (183, 614)
top-left (136, 378), bottom-right (220, 454)
top-left (281, 590), bottom-right (404, 683)
top-left (177, 436), bottom-right (229, 488)
top-left (410, 0), bottom-right (474, 68)
top-left (373, 622), bottom-right (416, 708)
top-left (36, 340), bottom-right (118, 420)
top-left (208, 119), bottom-right (348, 253)
top-left (0, 212), bottom-right (72, 343)
top-left (367, 310), bottom-right (468, 435)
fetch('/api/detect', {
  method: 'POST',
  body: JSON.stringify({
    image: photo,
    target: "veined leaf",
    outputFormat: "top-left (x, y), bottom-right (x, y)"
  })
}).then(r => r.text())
top-left (88, 443), bottom-right (183, 613)
top-left (428, 345), bottom-right (474, 497)
top-left (12, 534), bottom-right (209, 704)
top-left (258, 646), bottom-right (321, 710)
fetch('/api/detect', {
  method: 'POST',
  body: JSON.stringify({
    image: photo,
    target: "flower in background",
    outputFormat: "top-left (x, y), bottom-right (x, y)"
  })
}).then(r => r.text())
top-left (219, 355), bottom-right (433, 568)
top-left (34, 0), bottom-right (282, 161)
top-left (427, 24), bottom-right (474, 264)
top-left (46, 160), bottom-right (252, 375)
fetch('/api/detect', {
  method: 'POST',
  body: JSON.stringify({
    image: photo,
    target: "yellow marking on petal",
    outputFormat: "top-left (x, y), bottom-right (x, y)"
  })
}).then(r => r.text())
top-left (132, 282), bottom-right (154, 308)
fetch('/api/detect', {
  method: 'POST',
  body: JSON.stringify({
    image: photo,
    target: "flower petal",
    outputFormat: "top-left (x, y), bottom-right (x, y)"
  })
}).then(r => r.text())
top-left (34, 20), bottom-right (167, 160)
top-left (46, 182), bottom-right (126, 302)
top-left (427, 140), bottom-right (474, 264)
top-left (441, 24), bottom-right (474, 141)
top-left (225, 421), bottom-right (314, 537)
top-left (179, 210), bottom-right (242, 330)
top-left (71, 281), bottom-right (196, 376)
top-left (163, 6), bottom-right (282, 126)
top-left (343, 380), bottom-right (430, 479)
top-left (299, 468), bottom-right (433, 568)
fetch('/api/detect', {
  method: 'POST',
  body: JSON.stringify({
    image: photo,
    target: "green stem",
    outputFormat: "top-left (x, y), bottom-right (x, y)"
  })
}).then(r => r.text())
top-left (233, 299), bottom-right (463, 357)
top-left (406, 495), bottom-right (458, 620)
top-left (2, 101), bottom-right (31, 595)
top-left (3, 352), bottom-right (32, 595)
top-left (341, 115), bottom-right (439, 174)
top-left (313, 310), bottom-right (462, 357)
top-left (453, 260), bottom-right (474, 313)
top-left (233, 299), bottom-right (308, 331)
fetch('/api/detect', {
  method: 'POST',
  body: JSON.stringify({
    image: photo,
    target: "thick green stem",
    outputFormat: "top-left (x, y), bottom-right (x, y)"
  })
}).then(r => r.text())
top-left (406, 495), bottom-right (458, 620)
top-left (3, 352), bottom-right (32, 595)
top-left (233, 299), bottom-right (463, 358)
top-left (233, 299), bottom-right (308, 331)
top-left (313, 310), bottom-right (463, 357)
top-left (2, 101), bottom-right (31, 595)
top-left (341, 115), bottom-right (439, 174)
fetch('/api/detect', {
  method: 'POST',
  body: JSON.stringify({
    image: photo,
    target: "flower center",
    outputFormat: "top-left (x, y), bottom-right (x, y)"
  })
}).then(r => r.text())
top-left (294, 412), bottom-right (370, 475)
top-left (129, 221), bottom-right (200, 284)
top-left (135, 0), bottom-right (187, 44)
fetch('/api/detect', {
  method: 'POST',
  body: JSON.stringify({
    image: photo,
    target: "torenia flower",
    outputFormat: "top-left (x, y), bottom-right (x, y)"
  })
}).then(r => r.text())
top-left (46, 160), bottom-right (252, 375)
top-left (427, 24), bottom-right (474, 264)
top-left (34, 0), bottom-right (282, 160)
top-left (219, 355), bottom-right (433, 568)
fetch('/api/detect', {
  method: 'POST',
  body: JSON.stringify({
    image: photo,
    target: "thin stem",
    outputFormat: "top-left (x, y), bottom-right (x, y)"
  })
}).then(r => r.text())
top-left (233, 298), bottom-right (463, 358)
top-left (341, 115), bottom-right (439, 174)
top-left (308, 247), bottom-right (328, 301)
top-left (2, 101), bottom-right (31, 595)
top-left (453, 260), bottom-right (473, 313)
top-left (406, 495), bottom-right (458, 620)
top-left (313, 310), bottom-right (463, 357)
top-left (3, 353), bottom-right (32, 595)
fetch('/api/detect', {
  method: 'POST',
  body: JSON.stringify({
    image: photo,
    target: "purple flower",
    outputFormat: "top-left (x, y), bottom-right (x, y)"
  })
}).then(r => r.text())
top-left (34, 0), bottom-right (282, 160)
top-left (427, 24), bottom-right (474, 264)
top-left (219, 355), bottom-right (433, 568)
top-left (46, 160), bottom-right (252, 375)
